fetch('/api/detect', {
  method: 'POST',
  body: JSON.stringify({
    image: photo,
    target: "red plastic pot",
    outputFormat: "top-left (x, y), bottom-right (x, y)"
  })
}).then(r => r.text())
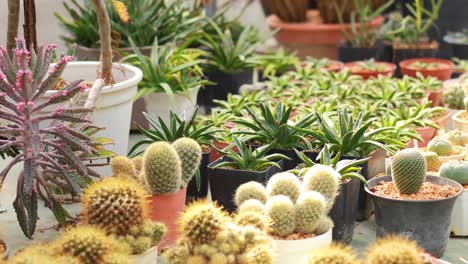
top-left (343, 61), bottom-right (396, 79)
top-left (326, 60), bottom-right (345, 72)
top-left (400, 58), bottom-right (454, 81)
top-left (147, 187), bottom-right (187, 249)
top-left (267, 10), bottom-right (384, 59)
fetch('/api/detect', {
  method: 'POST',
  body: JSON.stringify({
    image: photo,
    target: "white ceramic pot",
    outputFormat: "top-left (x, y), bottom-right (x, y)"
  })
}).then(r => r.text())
top-left (272, 229), bottom-right (332, 264)
top-left (130, 247), bottom-right (158, 264)
top-left (39, 62), bottom-right (142, 157)
top-left (144, 87), bottom-right (200, 125)
top-left (451, 188), bottom-right (468, 236)
top-left (452, 111), bottom-right (468, 132)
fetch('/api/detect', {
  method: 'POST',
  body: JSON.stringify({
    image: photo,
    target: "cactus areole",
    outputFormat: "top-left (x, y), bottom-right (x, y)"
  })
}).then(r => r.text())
top-left (0, 40), bottom-right (107, 238)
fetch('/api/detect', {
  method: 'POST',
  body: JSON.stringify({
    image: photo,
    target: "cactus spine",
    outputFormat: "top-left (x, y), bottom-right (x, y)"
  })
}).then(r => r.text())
top-left (238, 199), bottom-right (265, 214)
top-left (309, 243), bottom-right (360, 264)
top-left (427, 138), bottom-right (453, 156)
top-left (265, 195), bottom-right (296, 237)
top-left (266, 172), bottom-right (301, 202)
top-left (143, 141), bottom-right (182, 195)
top-left (391, 149), bottom-right (427, 194)
top-left (52, 225), bottom-right (130, 264)
top-left (235, 182), bottom-right (268, 206)
top-left (294, 191), bottom-right (326, 233)
top-left (364, 236), bottom-right (425, 264)
top-left (303, 165), bottom-right (340, 210)
top-left (111, 156), bottom-right (137, 179)
top-left (172, 137), bottom-right (202, 186)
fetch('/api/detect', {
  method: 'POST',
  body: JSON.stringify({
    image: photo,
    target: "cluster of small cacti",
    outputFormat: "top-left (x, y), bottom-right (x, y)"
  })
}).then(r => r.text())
top-left (443, 85), bottom-right (466, 109)
top-left (391, 149), bottom-right (427, 195)
top-left (163, 200), bottom-right (274, 264)
top-left (439, 160), bottom-right (468, 185)
top-left (446, 129), bottom-right (468, 146)
top-left (308, 235), bottom-right (431, 264)
top-left (6, 226), bottom-right (131, 264)
top-left (427, 138), bottom-right (453, 156)
top-left (235, 167), bottom-right (339, 239)
top-left (80, 176), bottom-right (166, 254)
top-left (111, 137), bottom-right (202, 195)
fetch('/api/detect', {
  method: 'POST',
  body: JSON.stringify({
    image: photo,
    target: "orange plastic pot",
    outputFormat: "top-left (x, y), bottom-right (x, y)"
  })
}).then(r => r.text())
top-left (147, 187), bottom-right (187, 249)
top-left (428, 90), bottom-right (443, 107)
top-left (343, 61), bottom-right (396, 79)
top-left (400, 58), bottom-right (454, 81)
top-left (434, 111), bottom-right (453, 131)
top-left (267, 10), bottom-right (384, 59)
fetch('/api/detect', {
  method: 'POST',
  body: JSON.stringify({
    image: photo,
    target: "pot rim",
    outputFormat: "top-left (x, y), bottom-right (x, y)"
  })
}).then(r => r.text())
top-left (46, 61), bottom-right (143, 95)
top-left (399, 58), bottom-right (455, 71)
top-left (267, 10), bottom-right (384, 31)
top-left (365, 175), bottom-right (464, 203)
top-left (344, 61), bottom-right (397, 73)
top-left (148, 186), bottom-right (187, 198)
top-left (273, 228), bottom-right (332, 242)
top-left (452, 111), bottom-right (468, 123)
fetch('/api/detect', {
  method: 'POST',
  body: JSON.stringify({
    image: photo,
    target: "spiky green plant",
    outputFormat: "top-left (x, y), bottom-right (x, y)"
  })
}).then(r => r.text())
top-left (391, 149), bottom-right (427, 195)
top-left (235, 181), bottom-right (268, 206)
top-left (172, 137), bottom-right (202, 186)
top-left (213, 137), bottom-right (288, 171)
top-left (294, 191), bottom-right (326, 233)
top-left (365, 235), bottom-right (425, 264)
top-left (266, 172), bottom-right (301, 202)
top-left (265, 195), bottom-right (296, 237)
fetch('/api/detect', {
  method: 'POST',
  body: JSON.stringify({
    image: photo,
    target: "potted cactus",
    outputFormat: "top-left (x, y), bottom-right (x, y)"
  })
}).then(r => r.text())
top-left (163, 200), bottom-right (275, 263)
top-left (365, 149), bottom-right (463, 257)
top-left (438, 161), bottom-right (468, 236)
top-left (420, 138), bottom-right (466, 171)
top-left (343, 59), bottom-right (396, 79)
top-left (113, 138), bottom-right (201, 248)
top-left (234, 169), bottom-right (338, 263)
top-left (400, 58), bottom-right (455, 81)
top-left (208, 138), bottom-right (287, 212)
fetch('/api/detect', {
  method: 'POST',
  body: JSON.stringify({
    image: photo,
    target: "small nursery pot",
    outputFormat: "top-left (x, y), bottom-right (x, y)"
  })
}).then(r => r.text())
top-left (365, 176), bottom-right (463, 258)
top-left (272, 229), bottom-right (332, 264)
top-left (451, 188), bottom-right (468, 236)
top-left (452, 111), bottom-right (468, 132)
top-left (406, 127), bottom-right (437, 148)
top-left (186, 151), bottom-right (211, 200)
top-left (208, 158), bottom-right (283, 213)
top-left (323, 60), bottom-right (344, 72)
top-left (130, 246), bottom-right (158, 264)
top-left (343, 61), bottom-right (396, 79)
top-left (400, 58), bottom-right (454, 81)
top-left (329, 178), bottom-right (360, 243)
top-left (147, 187), bottom-right (187, 249)
top-left (434, 111), bottom-right (452, 130)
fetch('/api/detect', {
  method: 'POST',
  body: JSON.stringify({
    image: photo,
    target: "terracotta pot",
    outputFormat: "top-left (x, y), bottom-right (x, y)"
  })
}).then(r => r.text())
top-left (147, 187), bottom-right (187, 249)
top-left (325, 60), bottom-right (345, 72)
top-left (267, 10), bottom-right (384, 59)
top-left (343, 61), bottom-right (396, 79)
top-left (407, 126), bottom-right (437, 148)
top-left (400, 58), bottom-right (454, 81)
top-left (210, 141), bottom-right (239, 163)
top-left (428, 90), bottom-right (444, 107)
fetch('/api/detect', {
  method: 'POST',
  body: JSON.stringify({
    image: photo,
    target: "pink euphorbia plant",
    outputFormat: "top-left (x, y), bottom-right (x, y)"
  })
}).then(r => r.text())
top-left (0, 39), bottom-right (109, 238)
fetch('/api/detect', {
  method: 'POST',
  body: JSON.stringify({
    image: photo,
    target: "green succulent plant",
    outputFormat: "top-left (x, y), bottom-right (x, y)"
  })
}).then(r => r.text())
top-left (122, 39), bottom-right (209, 99)
top-left (232, 102), bottom-right (317, 150)
top-left (255, 48), bottom-right (299, 78)
top-left (55, 0), bottom-right (204, 48)
top-left (129, 107), bottom-right (219, 157)
top-left (212, 137), bottom-right (289, 171)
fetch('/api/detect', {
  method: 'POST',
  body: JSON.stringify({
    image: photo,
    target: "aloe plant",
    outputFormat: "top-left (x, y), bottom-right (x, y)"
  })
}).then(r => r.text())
top-left (255, 48), bottom-right (299, 78)
top-left (213, 138), bottom-right (289, 171)
top-left (122, 39), bottom-right (209, 99)
top-left (55, 0), bottom-right (204, 48)
top-left (198, 18), bottom-right (269, 74)
top-left (128, 107), bottom-right (219, 157)
top-left (232, 102), bottom-right (316, 150)
top-left (301, 108), bottom-right (401, 157)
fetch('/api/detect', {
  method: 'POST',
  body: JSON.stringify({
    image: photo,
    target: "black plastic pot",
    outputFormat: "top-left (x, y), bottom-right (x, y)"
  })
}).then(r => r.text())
top-left (198, 69), bottom-right (253, 114)
top-left (186, 151), bottom-right (211, 202)
top-left (270, 148), bottom-right (302, 170)
top-left (366, 175), bottom-right (463, 258)
top-left (208, 158), bottom-right (283, 213)
top-left (337, 41), bottom-right (393, 62)
top-left (329, 178), bottom-right (360, 243)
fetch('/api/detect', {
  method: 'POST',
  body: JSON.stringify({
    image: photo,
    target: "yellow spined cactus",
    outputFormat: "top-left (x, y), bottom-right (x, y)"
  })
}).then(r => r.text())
top-left (309, 243), bottom-right (360, 264)
top-left (111, 156), bottom-right (137, 179)
top-left (81, 177), bottom-right (148, 235)
top-left (52, 225), bottom-right (130, 264)
top-left (365, 236), bottom-right (425, 264)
